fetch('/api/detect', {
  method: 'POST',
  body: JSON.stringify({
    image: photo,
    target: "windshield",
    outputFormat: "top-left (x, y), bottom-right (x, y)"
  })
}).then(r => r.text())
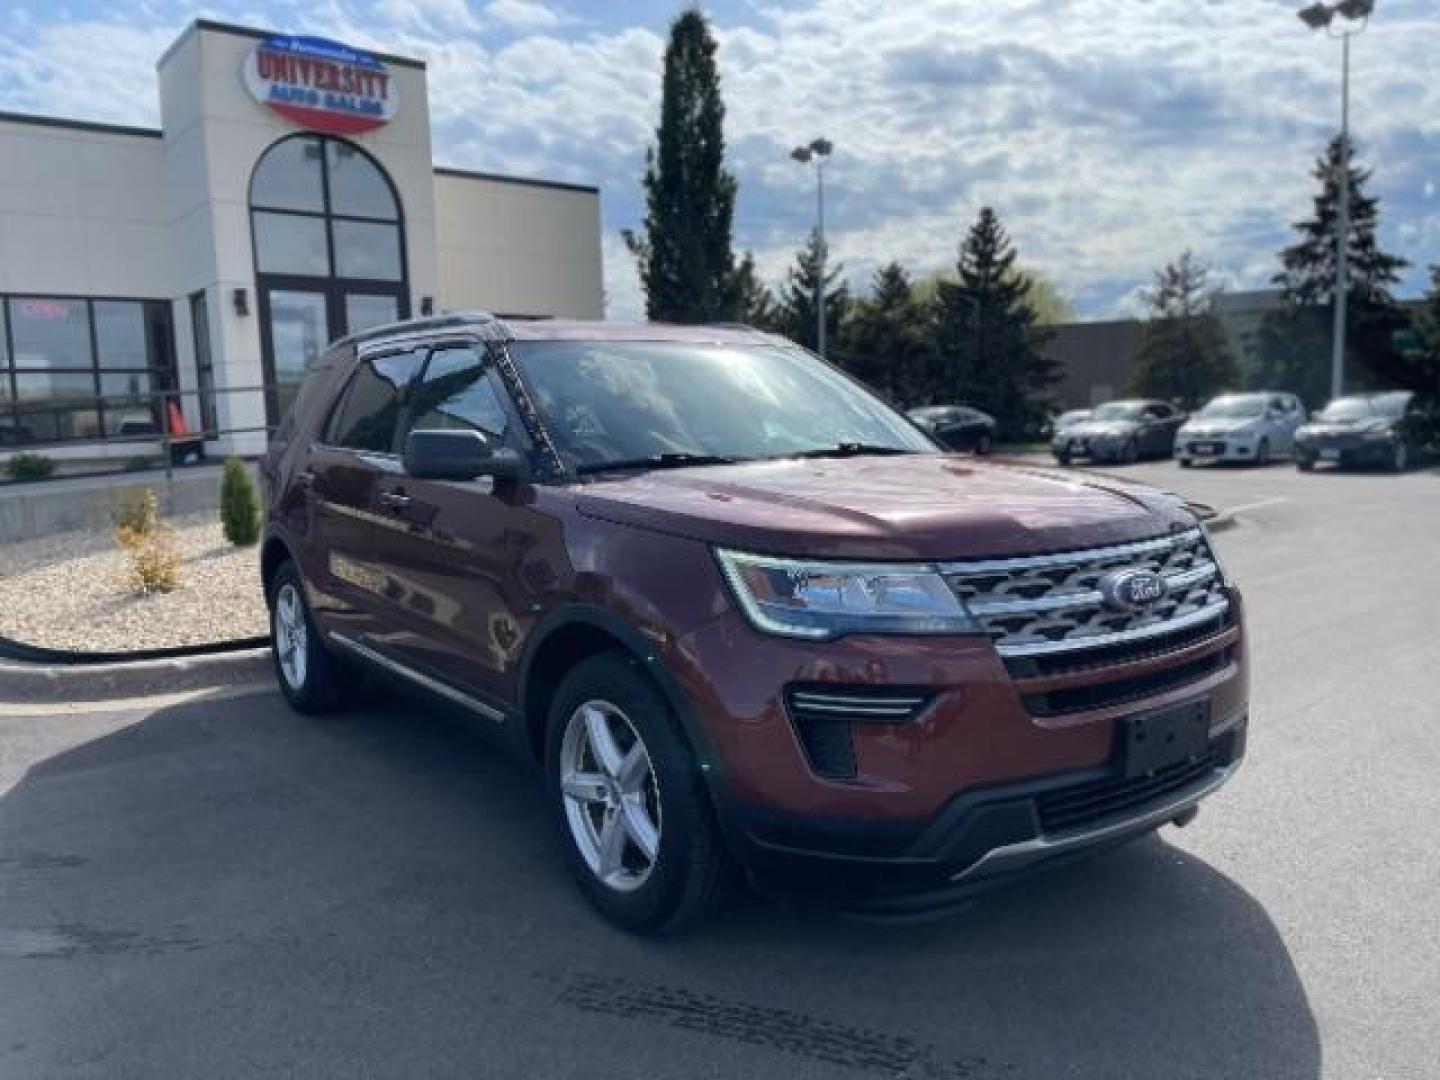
top-left (1199, 395), bottom-right (1266, 419)
top-left (1318, 398), bottom-right (1376, 422)
top-left (511, 341), bottom-right (935, 471)
top-left (1091, 402), bottom-right (1145, 421)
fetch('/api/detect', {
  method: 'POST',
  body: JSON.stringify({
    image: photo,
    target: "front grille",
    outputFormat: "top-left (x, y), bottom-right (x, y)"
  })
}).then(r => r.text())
top-left (785, 687), bottom-right (932, 780)
top-left (1021, 646), bottom-right (1234, 717)
top-left (1037, 752), bottom-right (1218, 833)
top-left (941, 528), bottom-right (1228, 662)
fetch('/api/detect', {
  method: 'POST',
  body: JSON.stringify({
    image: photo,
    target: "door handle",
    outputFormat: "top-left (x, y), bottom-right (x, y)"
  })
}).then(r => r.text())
top-left (379, 490), bottom-right (413, 511)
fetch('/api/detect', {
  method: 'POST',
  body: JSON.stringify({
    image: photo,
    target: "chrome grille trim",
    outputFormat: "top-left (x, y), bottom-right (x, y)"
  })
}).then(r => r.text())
top-left (938, 528), bottom-right (1204, 576)
top-left (788, 689), bottom-right (931, 721)
top-left (940, 528), bottom-right (1230, 660)
top-left (995, 601), bottom-right (1230, 659)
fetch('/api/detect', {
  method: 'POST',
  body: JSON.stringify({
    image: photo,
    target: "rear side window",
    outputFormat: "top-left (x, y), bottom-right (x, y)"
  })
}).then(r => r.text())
top-left (325, 351), bottom-right (422, 453)
top-left (406, 346), bottom-right (510, 444)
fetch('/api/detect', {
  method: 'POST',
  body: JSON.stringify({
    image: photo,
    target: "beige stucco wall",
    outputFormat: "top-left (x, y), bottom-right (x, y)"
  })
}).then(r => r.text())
top-left (434, 172), bottom-right (603, 319)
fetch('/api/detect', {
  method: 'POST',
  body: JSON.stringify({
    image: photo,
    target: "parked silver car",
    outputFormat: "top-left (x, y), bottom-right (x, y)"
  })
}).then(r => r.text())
top-left (1176, 392), bottom-right (1305, 467)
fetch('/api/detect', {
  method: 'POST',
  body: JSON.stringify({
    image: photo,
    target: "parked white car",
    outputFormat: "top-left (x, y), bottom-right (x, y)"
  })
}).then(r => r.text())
top-left (1176, 391), bottom-right (1306, 466)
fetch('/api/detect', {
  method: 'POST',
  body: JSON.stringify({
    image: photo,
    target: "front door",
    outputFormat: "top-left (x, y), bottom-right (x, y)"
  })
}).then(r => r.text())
top-left (260, 281), bottom-right (405, 429)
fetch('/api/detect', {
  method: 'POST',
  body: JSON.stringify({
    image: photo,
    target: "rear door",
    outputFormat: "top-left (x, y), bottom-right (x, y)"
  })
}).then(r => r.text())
top-left (369, 343), bottom-right (549, 705)
top-left (302, 348), bottom-right (423, 641)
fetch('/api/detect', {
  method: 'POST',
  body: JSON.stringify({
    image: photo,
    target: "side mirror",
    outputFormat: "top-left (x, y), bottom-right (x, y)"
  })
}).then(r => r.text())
top-left (403, 429), bottom-right (527, 482)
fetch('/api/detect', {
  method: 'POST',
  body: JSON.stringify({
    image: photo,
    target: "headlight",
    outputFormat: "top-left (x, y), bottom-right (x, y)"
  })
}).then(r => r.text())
top-left (715, 549), bottom-right (982, 639)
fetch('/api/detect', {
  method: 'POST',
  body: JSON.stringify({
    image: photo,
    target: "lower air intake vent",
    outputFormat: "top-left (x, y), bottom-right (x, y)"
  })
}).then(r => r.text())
top-left (785, 687), bottom-right (932, 780)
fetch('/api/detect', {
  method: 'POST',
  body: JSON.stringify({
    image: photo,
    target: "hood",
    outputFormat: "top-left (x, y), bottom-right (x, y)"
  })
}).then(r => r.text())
top-left (1182, 417), bottom-right (1261, 436)
top-left (1299, 417), bottom-right (1391, 435)
top-left (571, 454), bottom-right (1196, 560)
top-left (1066, 418), bottom-right (1141, 438)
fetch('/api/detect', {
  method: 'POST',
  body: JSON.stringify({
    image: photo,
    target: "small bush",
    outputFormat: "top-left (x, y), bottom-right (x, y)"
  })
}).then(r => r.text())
top-left (114, 489), bottom-right (160, 550)
top-left (220, 457), bottom-right (261, 547)
top-left (6, 453), bottom-right (56, 482)
top-left (128, 526), bottom-right (181, 595)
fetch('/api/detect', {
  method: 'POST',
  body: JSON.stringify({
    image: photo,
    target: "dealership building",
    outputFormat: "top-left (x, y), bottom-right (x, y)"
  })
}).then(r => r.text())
top-left (0, 20), bottom-right (603, 461)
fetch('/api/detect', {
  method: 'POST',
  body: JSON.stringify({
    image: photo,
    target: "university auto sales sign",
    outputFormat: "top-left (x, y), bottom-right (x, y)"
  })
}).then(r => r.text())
top-left (243, 35), bottom-right (398, 136)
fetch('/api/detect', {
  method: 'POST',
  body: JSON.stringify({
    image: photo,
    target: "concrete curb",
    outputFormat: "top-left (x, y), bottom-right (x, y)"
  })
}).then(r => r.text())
top-left (1, 647), bottom-right (273, 706)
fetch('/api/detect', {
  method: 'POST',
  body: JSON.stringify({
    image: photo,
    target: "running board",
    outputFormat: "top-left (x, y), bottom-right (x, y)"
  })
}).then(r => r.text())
top-left (329, 633), bottom-right (507, 723)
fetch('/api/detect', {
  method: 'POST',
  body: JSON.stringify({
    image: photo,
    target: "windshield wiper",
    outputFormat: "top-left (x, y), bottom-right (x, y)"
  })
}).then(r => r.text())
top-left (786, 442), bottom-right (914, 460)
top-left (575, 452), bottom-right (746, 475)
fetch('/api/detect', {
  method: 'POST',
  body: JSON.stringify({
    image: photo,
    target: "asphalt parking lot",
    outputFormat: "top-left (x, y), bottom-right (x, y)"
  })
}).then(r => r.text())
top-left (3, 458), bottom-right (1438, 1079)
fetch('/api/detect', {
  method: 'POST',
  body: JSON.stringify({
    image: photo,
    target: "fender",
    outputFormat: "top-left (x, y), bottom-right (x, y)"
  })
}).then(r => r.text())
top-left (516, 603), bottom-right (741, 833)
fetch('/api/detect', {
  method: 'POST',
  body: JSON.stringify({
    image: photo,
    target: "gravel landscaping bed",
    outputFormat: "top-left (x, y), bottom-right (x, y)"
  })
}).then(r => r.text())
top-left (0, 512), bottom-right (266, 652)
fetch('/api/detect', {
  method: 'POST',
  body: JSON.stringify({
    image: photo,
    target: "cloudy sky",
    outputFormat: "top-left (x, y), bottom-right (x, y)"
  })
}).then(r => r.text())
top-left (2, 0), bottom-right (1436, 320)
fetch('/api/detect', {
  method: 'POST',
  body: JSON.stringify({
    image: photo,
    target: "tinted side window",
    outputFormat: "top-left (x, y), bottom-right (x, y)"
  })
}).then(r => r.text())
top-left (407, 346), bottom-right (509, 444)
top-left (326, 351), bottom-right (422, 453)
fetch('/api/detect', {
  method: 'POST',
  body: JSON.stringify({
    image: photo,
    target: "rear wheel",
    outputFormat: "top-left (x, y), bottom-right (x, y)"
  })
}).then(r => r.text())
top-left (268, 561), bottom-right (347, 714)
top-left (1297, 455), bottom-right (1315, 472)
top-left (546, 652), bottom-right (732, 934)
top-left (975, 432), bottom-right (993, 456)
top-left (1178, 457), bottom-right (1193, 469)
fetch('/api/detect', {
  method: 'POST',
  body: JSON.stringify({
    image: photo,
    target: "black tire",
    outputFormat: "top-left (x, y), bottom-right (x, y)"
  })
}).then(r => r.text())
top-left (267, 560), bottom-right (347, 715)
top-left (545, 651), bottom-right (732, 934)
top-left (1390, 441), bottom-right (1409, 473)
top-left (975, 432), bottom-right (993, 456)
top-left (1178, 458), bottom-right (1193, 469)
top-left (1054, 450), bottom-right (1072, 467)
top-left (1256, 438), bottom-right (1270, 466)
top-left (1297, 456), bottom-right (1315, 472)
top-left (1121, 439), bottom-right (1139, 465)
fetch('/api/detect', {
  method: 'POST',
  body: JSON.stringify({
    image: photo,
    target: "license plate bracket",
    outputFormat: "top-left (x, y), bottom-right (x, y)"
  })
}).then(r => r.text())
top-left (1120, 700), bottom-right (1211, 778)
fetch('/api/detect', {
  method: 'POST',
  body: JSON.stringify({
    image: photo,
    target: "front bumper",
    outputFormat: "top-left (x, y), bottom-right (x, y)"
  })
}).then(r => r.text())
top-left (1295, 435), bottom-right (1395, 466)
top-left (1052, 434), bottom-right (1129, 460)
top-left (1177, 434), bottom-right (1262, 463)
top-left (672, 592), bottom-right (1249, 912)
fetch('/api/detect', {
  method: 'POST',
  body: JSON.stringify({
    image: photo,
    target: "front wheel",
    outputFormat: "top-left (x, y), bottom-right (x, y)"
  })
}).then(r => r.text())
top-left (546, 652), bottom-right (732, 934)
top-left (1120, 439), bottom-right (1139, 465)
top-left (1255, 438), bottom-right (1270, 465)
top-left (1390, 441), bottom-right (1410, 472)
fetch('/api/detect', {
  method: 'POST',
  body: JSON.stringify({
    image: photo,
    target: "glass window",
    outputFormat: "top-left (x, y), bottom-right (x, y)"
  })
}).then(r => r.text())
top-left (408, 348), bottom-right (509, 441)
top-left (15, 371), bottom-right (97, 403)
top-left (251, 136), bottom-right (325, 212)
top-left (191, 291), bottom-right (216, 433)
top-left (0, 302), bottom-right (8, 367)
top-left (93, 301), bottom-right (148, 369)
top-left (345, 293), bottom-right (399, 335)
top-left (8, 298), bottom-right (92, 369)
top-left (326, 141), bottom-right (397, 219)
top-left (333, 220), bottom-right (402, 281)
top-left (254, 213), bottom-right (330, 275)
top-left (327, 352), bottom-right (422, 453)
top-left (11, 406), bottom-right (102, 444)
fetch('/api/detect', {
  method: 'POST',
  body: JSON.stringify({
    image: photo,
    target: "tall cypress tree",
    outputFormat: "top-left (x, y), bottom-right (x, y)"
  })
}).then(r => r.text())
top-left (774, 230), bottom-right (848, 355)
top-left (1257, 136), bottom-right (1409, 401)
top-left (1129, 252), bottom-right (1238, 408)
top-left (933, 208), bottom-right (1058, 438)
top-left (840, 262), bottom-right (932, 406)
top-left (622, 10), bottom-right (737, 323)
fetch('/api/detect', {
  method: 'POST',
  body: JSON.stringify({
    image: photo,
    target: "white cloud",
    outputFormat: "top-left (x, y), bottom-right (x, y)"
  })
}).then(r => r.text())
top-left (484, 0), bottom-right (568, 31)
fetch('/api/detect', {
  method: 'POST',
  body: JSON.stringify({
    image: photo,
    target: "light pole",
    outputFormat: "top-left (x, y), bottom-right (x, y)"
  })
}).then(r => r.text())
top-left (790, 138), bottom-right (833, 357)
top-left (1298, 0), bottom-right (1374, 401)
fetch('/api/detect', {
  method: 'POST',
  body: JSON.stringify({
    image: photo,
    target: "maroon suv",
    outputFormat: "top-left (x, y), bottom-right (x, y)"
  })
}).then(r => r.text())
top-left (260, 315), bottom-right (1247, 933)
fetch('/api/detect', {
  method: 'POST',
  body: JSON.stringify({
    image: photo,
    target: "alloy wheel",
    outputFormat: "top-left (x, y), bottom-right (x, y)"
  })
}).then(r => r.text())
top-left (559, 700), bottom-right (662, 893)
top-left (274, 583), bottom-right (309, 690)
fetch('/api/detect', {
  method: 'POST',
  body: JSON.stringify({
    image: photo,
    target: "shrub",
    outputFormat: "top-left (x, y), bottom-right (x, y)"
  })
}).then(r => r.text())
top-left (128, 526), bottom-right (181, 595)
top-left (6, 453), bottom-right (56, 482)
top-left (220, 457), bottom-right (261, 547)
top-left (114, 489), bottom-right (160, 550)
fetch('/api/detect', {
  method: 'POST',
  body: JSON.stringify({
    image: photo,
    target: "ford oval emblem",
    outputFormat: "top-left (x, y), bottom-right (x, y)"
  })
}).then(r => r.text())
top-left (1098, 568), bottom-right (1168, 612)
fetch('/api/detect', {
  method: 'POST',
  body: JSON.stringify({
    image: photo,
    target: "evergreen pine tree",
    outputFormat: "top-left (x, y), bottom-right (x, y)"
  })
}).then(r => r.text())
top-left (1129, 252), bottom-right (1239, 408)
top-left (932, 208), bottom-right (1059, 438)
top-left (622, 10), bottom-right (738, 323)
top-left (730, 251), bottom-right (778, 330)
top-left (775, 230), bottom-right (848, 356)
top-left (1257, 136), bottom-right (1410, 400)
top-left (840, 262), bottom-right (932, 406)
top-left (1404, 266), bottom-right (1440, 408)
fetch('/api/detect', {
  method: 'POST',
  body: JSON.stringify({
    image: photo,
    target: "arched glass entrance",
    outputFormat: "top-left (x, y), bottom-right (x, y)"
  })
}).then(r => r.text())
top-left (250, 134), bottom-right (408, 422)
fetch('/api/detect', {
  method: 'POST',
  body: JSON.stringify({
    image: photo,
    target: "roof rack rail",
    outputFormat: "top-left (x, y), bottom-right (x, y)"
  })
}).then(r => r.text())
top-left (335, 310), bottom-right (500, 350)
